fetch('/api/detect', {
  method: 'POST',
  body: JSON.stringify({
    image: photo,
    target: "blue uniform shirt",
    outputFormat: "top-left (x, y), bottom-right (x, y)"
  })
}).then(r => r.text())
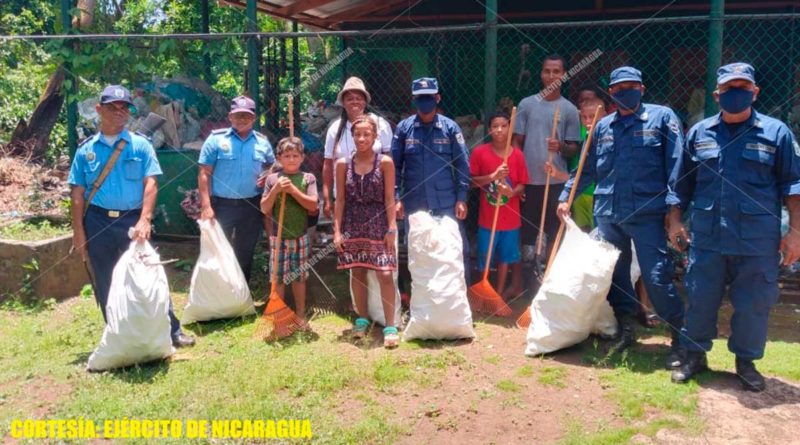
top-left (198, 128), bottom-right (275, 199)
top-left (561, 103), bottom-right (684, 223)
top-left (671, 109), bottom-right (800, 255)
top-left (68, 129), bottom-right (162, 210)
top-left (392, 114), bottom-right (470, 214)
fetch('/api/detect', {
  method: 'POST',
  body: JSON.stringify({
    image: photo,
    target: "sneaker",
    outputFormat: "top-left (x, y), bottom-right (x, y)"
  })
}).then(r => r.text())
top-left (735, 358), bottom-right (766, 392)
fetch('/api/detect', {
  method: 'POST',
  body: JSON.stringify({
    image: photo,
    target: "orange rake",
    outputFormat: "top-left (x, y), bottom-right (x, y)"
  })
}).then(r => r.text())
top-left (516, 104), bottom-right (604, 329)
top-left (467, 106), bottom-right (517, 317)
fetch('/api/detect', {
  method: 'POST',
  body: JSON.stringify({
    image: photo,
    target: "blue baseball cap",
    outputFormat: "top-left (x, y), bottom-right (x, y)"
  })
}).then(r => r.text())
top-left (609, 66), bottom-right (643, 86)
top-left (230, 95), bottom-right (256, 115)
top-left (412, 77), bottom-right (439, 95)
top-left (717, 62), bottom-right (756, 85)
top-left (100, 85), bottom-right (135, 109)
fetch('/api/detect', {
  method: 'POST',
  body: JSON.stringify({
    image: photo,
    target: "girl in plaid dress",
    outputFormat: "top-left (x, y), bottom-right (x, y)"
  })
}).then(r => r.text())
top-left (261, 137), bottom-right (319, 328)
top-left (333, 116), bottom-right (399, 348)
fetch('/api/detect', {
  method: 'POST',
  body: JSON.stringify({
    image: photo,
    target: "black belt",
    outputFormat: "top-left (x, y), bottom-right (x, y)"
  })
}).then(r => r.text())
top-left (211, 195), bottom-right (261, 207)
top-left (87, 205), bottom-right (141, 218)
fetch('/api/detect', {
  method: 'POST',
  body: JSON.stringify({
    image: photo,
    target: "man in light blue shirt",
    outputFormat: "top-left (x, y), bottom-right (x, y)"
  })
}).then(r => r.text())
top-left (69, 84), bottom-right (194, 348)
top-left (198, 95), bottom-right (275, 282)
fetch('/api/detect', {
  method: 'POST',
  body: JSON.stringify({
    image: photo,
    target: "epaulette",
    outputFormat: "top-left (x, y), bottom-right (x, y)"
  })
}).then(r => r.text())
top-left (133, 131), bottom-right (152, 142)
top-left (211, 128), bottom-right (229, 135)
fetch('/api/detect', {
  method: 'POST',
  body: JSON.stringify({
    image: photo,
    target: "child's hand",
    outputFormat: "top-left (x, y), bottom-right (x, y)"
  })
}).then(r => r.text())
top-left (496, 182), bottom-right (514, 198)
top-left (544, 161), bottom-right (568, 180)
top-left (333, 231), bottom-right (345, 253)
top-left (384, 230), bottom-right (396, 254)
top-left (492, 163), bottom-right (509, 182)
top-left (277, 177), bottom-right (293, 192)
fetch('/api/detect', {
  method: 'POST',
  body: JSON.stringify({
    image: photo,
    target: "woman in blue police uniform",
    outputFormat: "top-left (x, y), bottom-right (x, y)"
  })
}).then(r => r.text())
top-left (668, 63), bottom-right (800, 391)
top-left (392, 77), bottom-right (472, 283)
top-left (197, 95), bottom-right (275, 283)
top-left (557, 67), bottom-right (686, 368)
top-left (69, 85), bottom-right (195, 348)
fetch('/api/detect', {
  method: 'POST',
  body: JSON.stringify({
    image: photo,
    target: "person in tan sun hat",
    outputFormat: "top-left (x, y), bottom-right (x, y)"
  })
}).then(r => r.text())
top-left (322, 76), bottom-right (393, 219)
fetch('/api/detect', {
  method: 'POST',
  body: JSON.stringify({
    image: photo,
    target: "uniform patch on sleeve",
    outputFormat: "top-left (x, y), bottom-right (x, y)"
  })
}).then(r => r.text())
top-left (455, 133), bottom-right (465, 145)
top-left (598, 135), bottom-right (614, 144)
top-left (745, 142), bottom-right (777, 154)
top-left (794, 140), bottom-right (800, 157)
top-left (667, 120), bottom-right (680, 135)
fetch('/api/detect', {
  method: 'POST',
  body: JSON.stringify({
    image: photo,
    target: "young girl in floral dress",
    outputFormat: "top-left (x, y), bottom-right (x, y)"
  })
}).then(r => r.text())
top-left (333, 116), bottom-right (399, 348)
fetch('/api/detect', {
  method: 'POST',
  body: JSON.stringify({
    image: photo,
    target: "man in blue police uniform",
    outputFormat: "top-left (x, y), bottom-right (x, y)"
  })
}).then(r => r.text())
top-left (392, 77), bottom-right (472, 283)
top-left (668, 63), bottom-right (800, 391)
top-left (198, 95), bottom-right (275, 282)
top-left (557, 67), bottom-right (686, 367)
top-left (69, 85), bottom-right (195, 348)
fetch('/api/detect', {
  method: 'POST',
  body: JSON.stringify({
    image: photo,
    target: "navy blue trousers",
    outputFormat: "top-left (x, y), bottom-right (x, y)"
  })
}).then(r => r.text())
top-left (212, 196), bottom-right (264, 283)
top-left (684, 248), bottom-right (779, 360)
top-left (597, 217), bottom-right (685, 326)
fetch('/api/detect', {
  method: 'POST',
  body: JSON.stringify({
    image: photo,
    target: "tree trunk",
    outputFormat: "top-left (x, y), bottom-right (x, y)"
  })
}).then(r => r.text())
top-left (8, 66), bottom-right (66, 162)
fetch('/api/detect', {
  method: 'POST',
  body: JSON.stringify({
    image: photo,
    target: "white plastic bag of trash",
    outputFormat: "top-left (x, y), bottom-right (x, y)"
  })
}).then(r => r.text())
top-left (525, 217), bottom-right (620, 356)
top-left (87, 241), bottom-right (174, 371)
top-left (403, 211), bottom-right (475, 341)
top-left (182, 218), bottom-right (256, 324)
top-left (349, 242), bottom-right (401, 328)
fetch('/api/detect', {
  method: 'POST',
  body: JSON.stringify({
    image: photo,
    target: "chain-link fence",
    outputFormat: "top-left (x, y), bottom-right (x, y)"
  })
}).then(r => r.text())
top-left (3, 13), bottom-right (799, 236)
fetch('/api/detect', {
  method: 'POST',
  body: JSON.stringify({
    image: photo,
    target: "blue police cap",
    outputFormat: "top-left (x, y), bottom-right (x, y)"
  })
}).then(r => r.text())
top-left (230, 95), bottom-right (256, 115)
top-left (100, 85), bottom-right (135, 107)
top-left (609, 66), bottom-right (642, 86)
top-left (412, 77), bottom-right (439, 95)
top-left (717, 62), bottom-right (756, 85)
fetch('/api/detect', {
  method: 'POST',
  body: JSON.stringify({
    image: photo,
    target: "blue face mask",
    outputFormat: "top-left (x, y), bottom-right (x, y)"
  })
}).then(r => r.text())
top-left (611, 87), bottom-right (642, 112)
top-left (718, 88), bottom-right (754, 114)
top-left (414, 95), bottom-right (437, 114)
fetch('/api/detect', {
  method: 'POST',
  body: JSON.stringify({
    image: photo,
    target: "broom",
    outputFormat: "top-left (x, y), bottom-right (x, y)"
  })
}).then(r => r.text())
top-left (254, 95), bottom-right (304, 341)
top-left (533, 104), bottom-right (560, 277)
top-left (467, 106), bottom-right (517, 317)
top-left (516, 104), bottom-right (603, 329)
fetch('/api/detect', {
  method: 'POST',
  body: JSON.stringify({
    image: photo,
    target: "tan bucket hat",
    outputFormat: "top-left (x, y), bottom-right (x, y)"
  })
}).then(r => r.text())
top-left (336, 76), bottom-right (371, 105)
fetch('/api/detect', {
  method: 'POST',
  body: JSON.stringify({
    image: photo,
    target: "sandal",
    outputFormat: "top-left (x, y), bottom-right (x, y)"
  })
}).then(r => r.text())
top-left (352, 317), bottom-right (370, 340)
top-left (383, 326), bottom-right (400, 349)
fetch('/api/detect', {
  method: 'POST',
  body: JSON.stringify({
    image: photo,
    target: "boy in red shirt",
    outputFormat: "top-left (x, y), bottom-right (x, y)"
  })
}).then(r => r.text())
top-left (470, 111), bottom-right (530, 298)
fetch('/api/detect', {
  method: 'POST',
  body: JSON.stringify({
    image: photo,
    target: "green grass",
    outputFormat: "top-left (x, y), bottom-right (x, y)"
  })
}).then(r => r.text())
top-left (0, 217), bottom-right (70, 241)
top-left (495, 379), bottom-right (523, 393)
top-left (538, 366), bottom-right (568, 388)
top-left (516, 364), bottom-right (535, 378)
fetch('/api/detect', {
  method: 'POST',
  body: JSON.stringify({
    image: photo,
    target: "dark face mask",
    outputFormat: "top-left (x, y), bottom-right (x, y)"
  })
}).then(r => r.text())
top-left (718, 88), bottom-right (754, 114)
top-left (611, 87), bottom-right (642, 112)
top-left (414, 95), bottom-right (437, 114)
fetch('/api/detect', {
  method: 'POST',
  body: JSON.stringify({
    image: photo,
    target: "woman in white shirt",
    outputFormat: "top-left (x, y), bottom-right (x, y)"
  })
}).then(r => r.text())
top-left (322, 76), bottom-right (393, 218)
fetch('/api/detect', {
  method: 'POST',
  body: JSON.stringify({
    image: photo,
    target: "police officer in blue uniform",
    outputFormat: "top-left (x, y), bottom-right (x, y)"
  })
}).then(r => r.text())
top-left (198, 95), bottom-right (275, 282)
top-left (69, 85), bottom-right (195, 348)
top-left (557, 67), bottom-right (686, 367)
top-left (392, 77), bottom-right (472, 283)
top-left (668, 63), bottom-right (800, 391)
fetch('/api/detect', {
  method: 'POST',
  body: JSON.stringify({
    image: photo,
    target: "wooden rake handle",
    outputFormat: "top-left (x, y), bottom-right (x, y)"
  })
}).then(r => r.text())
top-left (543, 104), bottom-right (603, 280)
top-left (482, 106), bottom-right (517, 281)
top-left (288, 94), bottom-right (294, 139)
top-left (536, 104), bottom-right (560, 256)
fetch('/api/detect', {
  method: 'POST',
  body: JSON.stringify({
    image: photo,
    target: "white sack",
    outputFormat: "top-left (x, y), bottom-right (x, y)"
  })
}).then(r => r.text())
top-left (525, 218), bottom-right (619, 356)
top-left (182, 218), bottom-right (256, 324)
top-left (87, 241), bottom-right (174, 371)
top-left (403, 212), bottom-right (475, 341)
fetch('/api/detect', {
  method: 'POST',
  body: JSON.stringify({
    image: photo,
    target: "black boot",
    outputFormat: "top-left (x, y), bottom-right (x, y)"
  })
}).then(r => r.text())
top-left (735, 358), bottom-right (766, 392)
top-left (665, 326), bottom-right (686, 370)
top-left (671, 351), bottom-right (707, 383)
top-left (609, 314), bottom-right (636, 355)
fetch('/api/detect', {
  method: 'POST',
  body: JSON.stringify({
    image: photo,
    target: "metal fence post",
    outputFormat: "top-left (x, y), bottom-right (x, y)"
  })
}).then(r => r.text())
top-left (246, 0), bottom-right (260, 129)
top-left (200, 0), bottom-right (213, 84)
top-left (483, 0), bottom-right (497, 135)
top-left (61, 0), bottom-right (78, 158)
top-left (704, 0), bottom-right (725, 117)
